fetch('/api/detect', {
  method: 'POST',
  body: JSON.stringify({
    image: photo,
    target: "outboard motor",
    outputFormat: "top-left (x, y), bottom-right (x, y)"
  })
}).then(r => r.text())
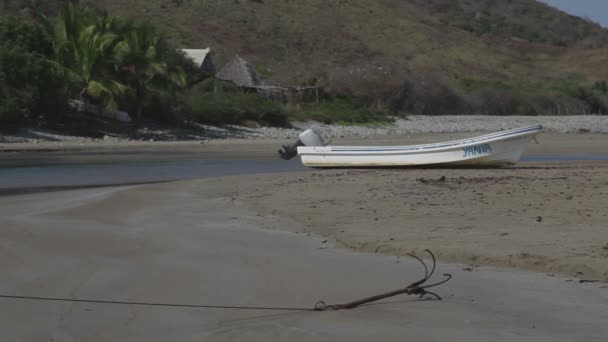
top-left (278, 129), bottom-right (325, 160)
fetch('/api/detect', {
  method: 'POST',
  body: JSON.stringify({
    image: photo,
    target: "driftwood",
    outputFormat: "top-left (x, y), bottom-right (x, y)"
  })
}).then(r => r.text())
top-left (67, 99), bottom-right (132, 123)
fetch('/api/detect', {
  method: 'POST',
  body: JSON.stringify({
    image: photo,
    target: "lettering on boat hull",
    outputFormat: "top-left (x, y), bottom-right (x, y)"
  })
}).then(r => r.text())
top-left (463, 144), bottom-right (492, 157)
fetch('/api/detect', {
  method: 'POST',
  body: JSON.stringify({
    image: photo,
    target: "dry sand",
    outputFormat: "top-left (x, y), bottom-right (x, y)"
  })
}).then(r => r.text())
top-left (224, 161), bottom-right (608, 281)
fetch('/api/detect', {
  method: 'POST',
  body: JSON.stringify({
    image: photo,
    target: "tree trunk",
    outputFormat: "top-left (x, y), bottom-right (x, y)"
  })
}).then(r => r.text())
top-left (79, 87), bottom-right (89, 112)
top-left (134, 85), bottom-right (144, 126)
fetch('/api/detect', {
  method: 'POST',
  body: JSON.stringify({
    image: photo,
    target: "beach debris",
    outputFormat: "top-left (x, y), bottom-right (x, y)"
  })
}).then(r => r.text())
top-left (579, 279), bottom-right (600, 284)
top-left (463, 264), bottom-right (480, 272)
top-left (417, 176), bottom-right (447, 184)
top-left (536, 216), bottom-right (543, 222)
top-left (314, 250), bottom-right (451, 311)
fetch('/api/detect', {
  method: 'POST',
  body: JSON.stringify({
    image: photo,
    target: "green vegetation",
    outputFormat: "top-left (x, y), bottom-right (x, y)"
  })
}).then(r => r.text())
top-left (422, 0), bottom-right (608, 48)
top-left (289, 96), bottom-right (393, 125)
top-left (3, 0), bottom-right (608, 131)
top-left (50, 5), bottom-right (131, 111)
top-left (388, 74), bottom-right (608, 116)
top-left (184, 80), bottom-right (288, 127)
top-left (0, 15), bottom-right (65, 128)
top-left (69, 0), bottom-right (606, 116)
top-left (0, 3), bottom-right (292, 128)
top-left (0, 4), bottom-right (187, 127)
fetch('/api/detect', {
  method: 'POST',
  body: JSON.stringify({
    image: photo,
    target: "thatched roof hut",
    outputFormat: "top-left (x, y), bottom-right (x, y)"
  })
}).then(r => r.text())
top-left (216, 55), bottom-right (263, 87)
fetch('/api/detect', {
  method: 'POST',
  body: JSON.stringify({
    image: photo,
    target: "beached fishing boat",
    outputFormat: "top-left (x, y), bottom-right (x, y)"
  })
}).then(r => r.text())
top-left (279, 125), bottom-right (542, 167)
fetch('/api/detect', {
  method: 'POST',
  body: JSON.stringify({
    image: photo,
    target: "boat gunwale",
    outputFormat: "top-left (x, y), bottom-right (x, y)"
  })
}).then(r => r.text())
top-left (298, 125), bottom-right (542, 155)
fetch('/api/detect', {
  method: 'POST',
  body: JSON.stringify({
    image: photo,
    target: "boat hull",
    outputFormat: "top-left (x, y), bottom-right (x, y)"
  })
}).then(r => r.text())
top-left (297, 125), bottom-right (542, 168)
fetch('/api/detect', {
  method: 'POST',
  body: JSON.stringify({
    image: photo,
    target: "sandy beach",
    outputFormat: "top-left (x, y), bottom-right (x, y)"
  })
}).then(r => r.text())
top-left (1, 131), bottom-right (607, 340)
top-left (223, 161), bottom-right (608, 281)
top-left (218, 133), bottom-right (608, 281)
top-left (3, 0), bottom-right (608, 337)
top-left (1, 132), bottom-right (608, 280)
top-left (1, 172), bottom-right (607, 341)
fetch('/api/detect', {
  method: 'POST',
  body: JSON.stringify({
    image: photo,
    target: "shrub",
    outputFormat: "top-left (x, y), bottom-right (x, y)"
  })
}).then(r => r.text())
top-left (0, 90), bottom-right (27, 128)
top-left (0, 16), bottom-right (66, 127)
top-left (475, 89), bottom-right (535, 116)
top-left (390, 75), bottom-right (464, 115)
top-left (140, 89), bottom-right (184, 124)
top-left (291, 96), bottom-right (392, 124)
top-left (0, 44), bottom-right (66, 126)
top-left (0, 15), bottom-right (52, 55)
top-left (183, 82), bottom-right (289, 126)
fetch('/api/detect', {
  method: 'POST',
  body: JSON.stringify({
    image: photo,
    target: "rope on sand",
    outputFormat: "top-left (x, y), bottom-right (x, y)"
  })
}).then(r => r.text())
top-left (0, 250), bottom-right (451, 312)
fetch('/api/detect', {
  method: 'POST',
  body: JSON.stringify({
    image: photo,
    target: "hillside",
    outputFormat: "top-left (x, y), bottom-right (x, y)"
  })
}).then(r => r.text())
top-left (413, 0), bottom-right (608, 48)
top-left (3, 0), bottom-right (608, 116)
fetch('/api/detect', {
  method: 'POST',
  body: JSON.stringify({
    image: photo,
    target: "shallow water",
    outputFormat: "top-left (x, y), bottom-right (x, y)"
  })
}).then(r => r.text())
top-left (0, 159), bottom-right (308, 191)
top-left (0, 154), bottom-right (606, 192)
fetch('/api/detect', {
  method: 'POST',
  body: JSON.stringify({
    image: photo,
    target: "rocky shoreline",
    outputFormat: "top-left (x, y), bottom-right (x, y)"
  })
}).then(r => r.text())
top-left (1, 115), bottom-right (606, 145)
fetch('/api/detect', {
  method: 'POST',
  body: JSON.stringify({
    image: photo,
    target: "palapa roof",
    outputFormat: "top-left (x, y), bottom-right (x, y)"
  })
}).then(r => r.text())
top-left (216, 55), bottom-right (263, 87)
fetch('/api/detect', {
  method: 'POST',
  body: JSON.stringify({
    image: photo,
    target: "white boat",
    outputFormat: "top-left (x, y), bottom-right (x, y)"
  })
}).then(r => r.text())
top-left (279, 125), bottom-right (542, 167)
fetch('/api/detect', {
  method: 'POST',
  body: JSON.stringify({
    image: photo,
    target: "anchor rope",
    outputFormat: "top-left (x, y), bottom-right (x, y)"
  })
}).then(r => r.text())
top-left (0, 250), bottom-right (450, 312)
top-left (0, 294), bottom-right (317, 311)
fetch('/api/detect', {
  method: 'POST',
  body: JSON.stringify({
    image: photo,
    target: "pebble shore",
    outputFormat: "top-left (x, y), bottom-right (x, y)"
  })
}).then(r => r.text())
top-left (1, 115), bottom-right (606, 144)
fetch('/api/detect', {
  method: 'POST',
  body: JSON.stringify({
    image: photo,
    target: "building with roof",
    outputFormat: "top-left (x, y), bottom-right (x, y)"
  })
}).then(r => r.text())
top-left (216, 55), bottom-right (263, 87)
top-left (181, 48), bottom-right (215, 75)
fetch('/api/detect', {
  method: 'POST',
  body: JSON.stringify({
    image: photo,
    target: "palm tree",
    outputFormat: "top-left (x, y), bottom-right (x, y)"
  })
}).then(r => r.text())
top-left (113, 20), bottom-right (186, 123)
top-left (36, 3), bottom-right (185, 121)
top-left (51, 3), bottom-right (127, 112)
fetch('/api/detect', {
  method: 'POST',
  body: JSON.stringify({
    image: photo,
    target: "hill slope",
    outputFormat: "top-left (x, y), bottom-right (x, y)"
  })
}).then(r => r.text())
top-left (4, 0), bottom-right (608, 115)
top-left (413, 0), bottom-right (608, 48)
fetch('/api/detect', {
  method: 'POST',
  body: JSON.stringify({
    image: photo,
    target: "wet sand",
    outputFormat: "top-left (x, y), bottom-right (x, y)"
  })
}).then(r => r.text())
top-left (1, 132), bottom-right (607, 340)
top-left (1, 181), bottom-right (607, 341)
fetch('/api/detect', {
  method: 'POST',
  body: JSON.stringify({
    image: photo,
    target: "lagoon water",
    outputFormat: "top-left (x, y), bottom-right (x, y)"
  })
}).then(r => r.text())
top-left (1, 154), bottom-right (608, 193)
top-left (0, 158), bottom-right (307, 193)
